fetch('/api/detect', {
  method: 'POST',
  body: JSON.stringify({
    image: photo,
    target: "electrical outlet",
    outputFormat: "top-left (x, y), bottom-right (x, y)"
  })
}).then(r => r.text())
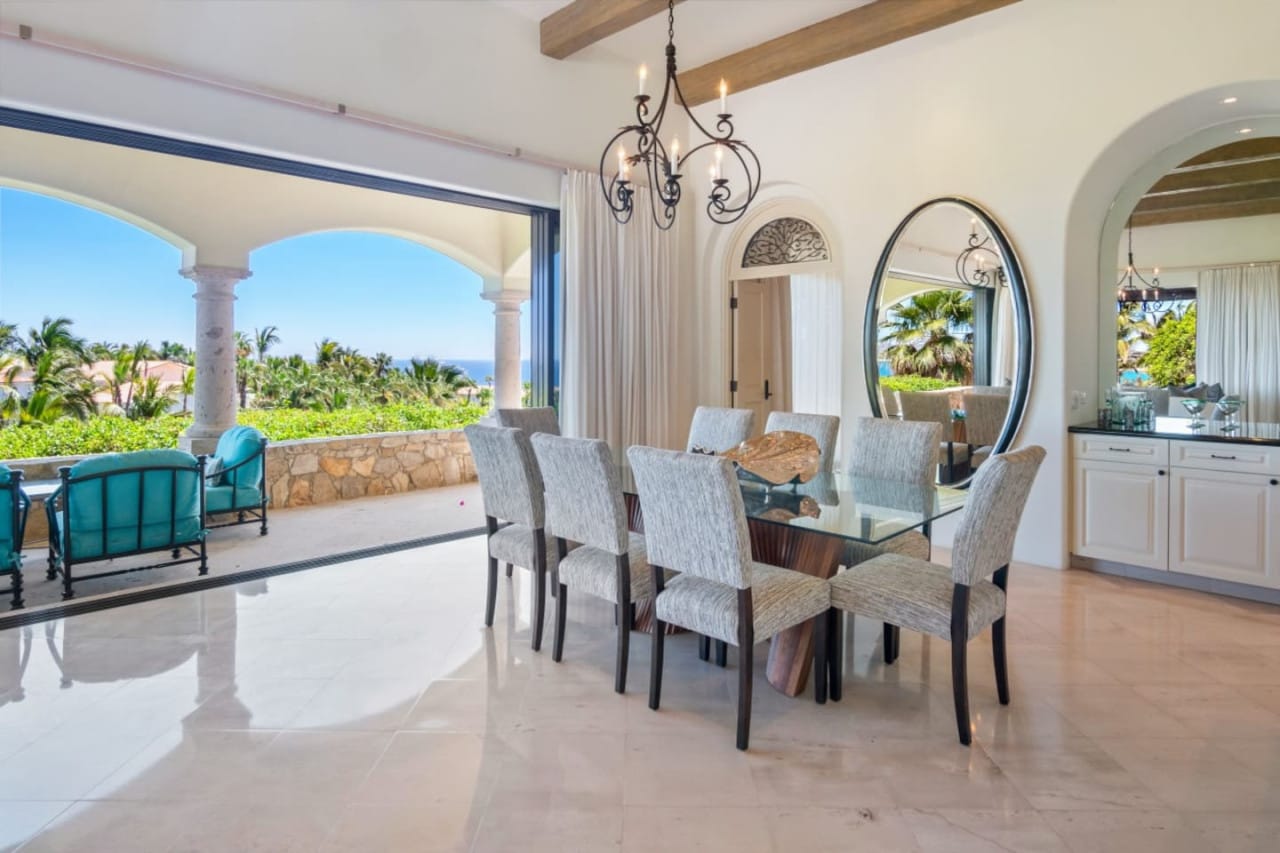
top-left (1070, 390), bottom-right (1089, 410)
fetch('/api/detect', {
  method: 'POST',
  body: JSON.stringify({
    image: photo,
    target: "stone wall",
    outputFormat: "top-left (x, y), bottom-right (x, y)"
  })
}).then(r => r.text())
top-left (3, 428), bottom-right (475, 541)
top-left (266, 429), bottom-right (475, 508)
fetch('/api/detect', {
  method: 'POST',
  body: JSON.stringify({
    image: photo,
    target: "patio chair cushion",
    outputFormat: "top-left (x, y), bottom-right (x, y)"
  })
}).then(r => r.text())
top-left (53, 513), bottom-right (204, 561)
top-left (205, 484), bottom-right (264, 514)
top-left (655, 562), bottom-right (829, 646)
top-left (0, 464), bottom-right (19, 572)
top-left (211, 426), bottom-right (266, 490)
top-left (64, 450), bottom-right (202, 532)
top-left (488, 523), bottom-right (559, 571)
top-left (844, 530), bottom-right (931, 566)
top-left (828, 552), bottom-right (1005, 642)
top-left (557, 533), bottom-right (654, 604)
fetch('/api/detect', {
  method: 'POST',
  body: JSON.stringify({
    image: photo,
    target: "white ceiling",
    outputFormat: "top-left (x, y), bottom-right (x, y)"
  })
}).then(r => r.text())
top-left (493, 0), bottom-right (874, 68)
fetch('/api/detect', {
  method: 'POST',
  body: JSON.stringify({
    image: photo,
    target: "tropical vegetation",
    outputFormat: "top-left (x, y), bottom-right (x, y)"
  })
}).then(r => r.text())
top-left (0, 316), bottom-right (489, 459)
top-left (1115, 300), bottom-right (1196, 386)
top-left (879, 289), bottom-right (975, 385)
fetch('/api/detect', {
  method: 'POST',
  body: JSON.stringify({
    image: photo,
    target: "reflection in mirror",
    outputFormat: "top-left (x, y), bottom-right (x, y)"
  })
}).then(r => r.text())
top-left (864, 198), bottom-right (1031, 486)
top-left (1109, 136), bottom-right (1280, 424)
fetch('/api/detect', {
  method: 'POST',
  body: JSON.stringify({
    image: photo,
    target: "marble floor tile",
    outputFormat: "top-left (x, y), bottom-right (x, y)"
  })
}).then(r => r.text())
top-left (2, 540), bottom-right (1278, 852)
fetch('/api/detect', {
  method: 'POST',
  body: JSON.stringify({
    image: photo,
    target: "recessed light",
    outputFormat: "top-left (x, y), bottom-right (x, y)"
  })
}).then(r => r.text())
top-left (1221, 96), bottom-right (1238, 104)
top-left (1239, 127), bottom-right (1254, 134)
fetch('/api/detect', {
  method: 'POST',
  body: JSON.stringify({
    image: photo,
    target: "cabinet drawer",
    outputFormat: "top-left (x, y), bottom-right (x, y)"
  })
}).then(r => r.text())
top-left (1072, 434), bottom-right (1168, 465)
top-left (1171, 441), bottom-right (1280, 476)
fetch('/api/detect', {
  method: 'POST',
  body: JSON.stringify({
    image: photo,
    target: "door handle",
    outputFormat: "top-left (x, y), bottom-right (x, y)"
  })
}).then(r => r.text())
top-left (1210, 454), bottom-right (1238, 461)
top-left (764, 379), bottom-right (772, 400)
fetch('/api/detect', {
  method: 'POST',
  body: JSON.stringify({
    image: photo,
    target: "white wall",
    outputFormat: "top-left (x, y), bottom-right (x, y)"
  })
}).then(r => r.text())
top-left (0, 0), bottom-right (633, 207)
top-left (1117, 213), bottom-right (1280, 289)
top-left (690, 0), bottom-right (1280, 569)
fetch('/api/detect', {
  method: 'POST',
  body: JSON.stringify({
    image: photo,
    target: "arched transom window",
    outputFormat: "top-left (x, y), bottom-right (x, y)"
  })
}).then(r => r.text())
top-left (741, 217), bottom-right (830, 268)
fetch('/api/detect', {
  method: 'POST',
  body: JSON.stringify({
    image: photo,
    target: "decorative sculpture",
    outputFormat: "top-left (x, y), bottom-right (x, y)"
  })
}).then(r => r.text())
top-left (722, 430), bottom-right (821, 486)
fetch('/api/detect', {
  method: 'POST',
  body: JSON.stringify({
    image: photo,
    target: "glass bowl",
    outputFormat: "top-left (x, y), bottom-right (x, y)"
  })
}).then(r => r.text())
top-left (1181, 397), bottom-right (1206, 427)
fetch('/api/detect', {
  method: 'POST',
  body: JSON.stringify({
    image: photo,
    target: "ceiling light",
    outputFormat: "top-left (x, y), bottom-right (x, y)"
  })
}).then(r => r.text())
top-left (1221, 96), bottom-right (1238, 104)
top-left (599, 0), bottom-right (760, 230)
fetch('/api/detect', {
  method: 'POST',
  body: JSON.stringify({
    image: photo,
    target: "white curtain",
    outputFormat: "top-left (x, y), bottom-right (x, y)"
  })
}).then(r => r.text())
top-left (991, 284), bottom-right (1016, 386)
top-left (1197, 263), bottom-right (1280, 422)
top-left (789, 270), bottom-right (843, 419)
top-left (561, 170), bottom-right (678, 451)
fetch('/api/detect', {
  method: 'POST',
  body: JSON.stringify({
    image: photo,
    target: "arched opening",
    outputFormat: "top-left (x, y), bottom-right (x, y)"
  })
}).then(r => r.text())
top-left (721, 197), bottom-right (843, 443)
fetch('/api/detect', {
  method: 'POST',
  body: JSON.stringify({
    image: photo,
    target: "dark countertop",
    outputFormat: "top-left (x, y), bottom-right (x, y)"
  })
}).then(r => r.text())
top-left (1069, 417), bottom-right (1280, 447)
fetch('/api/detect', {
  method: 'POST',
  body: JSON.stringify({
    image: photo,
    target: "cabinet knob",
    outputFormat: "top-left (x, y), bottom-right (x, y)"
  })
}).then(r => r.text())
top-left (1158, 470), bottom-right (1167, 476)
top-left (1272, 479), bottom-right (1279, 486)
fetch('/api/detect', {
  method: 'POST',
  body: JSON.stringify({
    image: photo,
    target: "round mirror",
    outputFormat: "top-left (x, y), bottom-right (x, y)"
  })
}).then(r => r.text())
top-left (863, 198), bottom-right (1032, 486)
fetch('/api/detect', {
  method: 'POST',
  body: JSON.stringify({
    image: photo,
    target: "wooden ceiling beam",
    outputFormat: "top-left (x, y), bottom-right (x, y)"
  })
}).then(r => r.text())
top-left (676, 0), bottom-right (1021, 107)
top-left (1147, 157), bottom-right (1280, 194)
top-left (541, 0), bottom-right (683, 60)
top-left (1179, 137), bottom-right (1280, 167)
top-left (1130, 197), bottom-right (1280, 228)
top-left (1134, 179), bottom-right (1280, 213)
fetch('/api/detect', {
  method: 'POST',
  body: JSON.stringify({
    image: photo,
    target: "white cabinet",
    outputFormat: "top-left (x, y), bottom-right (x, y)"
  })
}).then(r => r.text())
top-left (1071, 433), bottom-right (1280, 591)
top-left (1169, 467), bottom-right (1280, 588)
top-left (1073, 457), bottom-right (1168, 570)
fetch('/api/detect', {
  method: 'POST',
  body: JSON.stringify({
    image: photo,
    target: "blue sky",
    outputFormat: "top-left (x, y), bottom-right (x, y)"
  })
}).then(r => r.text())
top-left (0, 188), bottom-right (528, 362)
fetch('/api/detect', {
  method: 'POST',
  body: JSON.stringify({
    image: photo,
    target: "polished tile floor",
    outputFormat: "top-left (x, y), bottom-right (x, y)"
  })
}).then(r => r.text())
top-left (2, 536), bottom-right (1279, 852)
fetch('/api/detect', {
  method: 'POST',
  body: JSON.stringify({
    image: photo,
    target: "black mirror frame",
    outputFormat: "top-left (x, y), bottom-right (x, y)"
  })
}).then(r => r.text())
top-left (862, 197), bottom-right (1034, 487)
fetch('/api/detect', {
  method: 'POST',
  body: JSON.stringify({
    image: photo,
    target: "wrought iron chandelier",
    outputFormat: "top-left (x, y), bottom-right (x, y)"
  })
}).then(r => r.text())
top-left (1115, 215), bottom-right (1169, 311)
top-left (598, 0), bottom-right (761, 230)
top-left (955, 218), bottom-right (1007, 288)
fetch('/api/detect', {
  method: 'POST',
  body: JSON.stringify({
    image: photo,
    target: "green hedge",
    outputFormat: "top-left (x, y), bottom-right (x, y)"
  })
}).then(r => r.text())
top-left (880, 375), bottom-right (959, 392)
top-left (0, 403), bottom-right (486, 460)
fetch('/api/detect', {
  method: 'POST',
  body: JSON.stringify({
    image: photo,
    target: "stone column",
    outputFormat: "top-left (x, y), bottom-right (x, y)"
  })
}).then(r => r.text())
top-left (179, 265), bottom-right (251, 455)
top-left (481, 291), bottom-right (528, 411)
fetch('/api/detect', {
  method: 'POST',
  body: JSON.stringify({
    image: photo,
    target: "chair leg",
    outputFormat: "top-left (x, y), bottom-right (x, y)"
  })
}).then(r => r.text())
top-left (649, 567), bottom-right (667, 710)
top-left (61, 563), bottom-right (74, 601)
top-left (993, 616), bottom-right (1010, 705)
top-left (260, 500), bottom-right (268, 536)
top-left (883, 623), bottom-right (899, 664)
top-left (715, 640), bottom-right (728, 668)
top-left (615, 554), bottom-right (632, 694)
top-left (531, 530), bottom-right (548, 652)
top-left (951, 584), bottom-right (972, 746)
top-left (484, 556), bottom-right (498, 627)
top-left (198, 537), bottom-right (208, 576)
top-left (828, 609), bottom-right (843, 702)
top-left (552, 583), bottom-right (568, 662)
top-left (9, 569), bottom-right (23, 610)
top-left (698, 635), bottom-right (710, 661)
top-left (813, 612), bottom-right (828, 705)
top-left (736, 589), bottom-right (755, 751)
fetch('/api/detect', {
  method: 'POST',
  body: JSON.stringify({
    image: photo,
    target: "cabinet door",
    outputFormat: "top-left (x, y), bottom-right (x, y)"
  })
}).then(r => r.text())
top-left (1170, 468), bottom-right (1280, 588)
top-left (1073, 459), bottom-right (1168, 570)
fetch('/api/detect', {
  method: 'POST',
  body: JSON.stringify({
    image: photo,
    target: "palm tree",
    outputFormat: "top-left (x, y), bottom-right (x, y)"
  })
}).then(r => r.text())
top-left (315, 338), bottom-right (341, 367)
top-left (879, 289), bottom-right (975, 382)
top-left (405, 357), bottom-right (474, 406)
top-left (234, 331), bottom-right (255, 408)
top-left (1117, 304), bottom-right (1156, 374)
top-left (180, 366), bottom-right (196, 414)
top-left (0, 322), bottom-right (17, 354)
top-left (254, 325), bottom-right (280, 363)
top-left (15, 316), bottom-right (88, 366)
top-left (372, 352), bottom-right (394, 379)
top-left (158, 340), bottom-right (192, 364)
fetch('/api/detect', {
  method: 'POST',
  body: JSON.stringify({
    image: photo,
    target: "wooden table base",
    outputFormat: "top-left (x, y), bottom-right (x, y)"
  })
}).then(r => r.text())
top-left (624, 494), bottom-right (843, 697)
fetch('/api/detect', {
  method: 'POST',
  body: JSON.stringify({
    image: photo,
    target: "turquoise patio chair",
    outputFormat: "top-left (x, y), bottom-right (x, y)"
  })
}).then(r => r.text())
top-left (46, 449), bottom-right (208, 600)
top-left (1, 465), bottom-right (31, 610)
top-left (205, 425), bottom-right (269, 535)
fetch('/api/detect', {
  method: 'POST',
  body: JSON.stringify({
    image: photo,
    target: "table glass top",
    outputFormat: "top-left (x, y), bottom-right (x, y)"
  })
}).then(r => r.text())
top-left (618, 467), bottom-right (967, 546)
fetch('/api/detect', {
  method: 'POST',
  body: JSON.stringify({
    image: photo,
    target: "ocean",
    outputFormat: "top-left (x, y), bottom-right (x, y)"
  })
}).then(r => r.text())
top-left (393, 359), bottom-right (531, 384)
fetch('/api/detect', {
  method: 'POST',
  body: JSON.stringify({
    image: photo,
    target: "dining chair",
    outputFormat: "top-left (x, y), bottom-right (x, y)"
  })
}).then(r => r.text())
top-left (463, 424), bottom-right (557, 651)
top-left (764, 411), bottom-right (840, 473)
top-left (627, 445), bottom-right (831, 750)
top-left (686, 406), bottom-right (755, 454)
top-left (897, 391), bottom-right (970, 481)
top-left (532, 434), bottom-right (653, 693)
top-left (962, 392), bottom-right (1010, 470)
top-left (827, 445), bottom-right (1046, 745)
top-left (843, 416), bottom-right (942, 664)
top-left (496, 406), bottom-right (561, 438)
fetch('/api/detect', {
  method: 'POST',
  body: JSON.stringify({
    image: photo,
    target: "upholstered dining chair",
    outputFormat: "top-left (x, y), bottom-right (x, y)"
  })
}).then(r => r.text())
top-left (962, 392), bottom-right (1010, 470)
top-left (464, 424), bottom-right (557, 651)
top-left (844, 417), bottom-right (943, 665)
top-left (496, 407), bottom-right (561, 437)
top-left (764, 411), bottom-right (840, 473)
top-left (627, 445), bottom-right (831, 750)
top-left (827, 445), bottom-right (1046, 745)
top-left (532, 434), bottom-right (653, 693)
top-left (686, 406), bottom-right (755, 454)
top-left (898, 391), bottom-right (970, 481)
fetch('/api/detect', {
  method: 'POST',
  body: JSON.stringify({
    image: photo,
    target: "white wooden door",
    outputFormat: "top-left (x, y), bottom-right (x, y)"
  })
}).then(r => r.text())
top-left (1170, 468), bottom-right (1280, 588)
top-left (732, 279), bottom-right (786, 433)
top-left (1072, 459), bottom-right (1168, 570)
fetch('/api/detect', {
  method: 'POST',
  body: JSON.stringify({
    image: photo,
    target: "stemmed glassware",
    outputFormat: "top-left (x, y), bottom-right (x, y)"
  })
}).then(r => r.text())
top-left (1215, 397), bottom-right (1244, 431)
top-left (1181, 397), bottom-right (1207, 429)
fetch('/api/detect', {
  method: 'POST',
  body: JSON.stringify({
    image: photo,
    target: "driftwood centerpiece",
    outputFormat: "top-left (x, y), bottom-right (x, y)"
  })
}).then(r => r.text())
top-left (722, 430), bottom-right (821, 486)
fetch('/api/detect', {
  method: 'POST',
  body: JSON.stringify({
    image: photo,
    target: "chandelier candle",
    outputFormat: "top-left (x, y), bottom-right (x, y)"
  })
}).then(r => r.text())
top-left (598, 0), bottom-right (761, 229)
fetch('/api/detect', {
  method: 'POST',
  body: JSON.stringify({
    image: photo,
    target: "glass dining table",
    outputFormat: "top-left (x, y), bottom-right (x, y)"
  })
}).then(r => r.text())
top-left (618, 467), bottom-right (968, 697)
